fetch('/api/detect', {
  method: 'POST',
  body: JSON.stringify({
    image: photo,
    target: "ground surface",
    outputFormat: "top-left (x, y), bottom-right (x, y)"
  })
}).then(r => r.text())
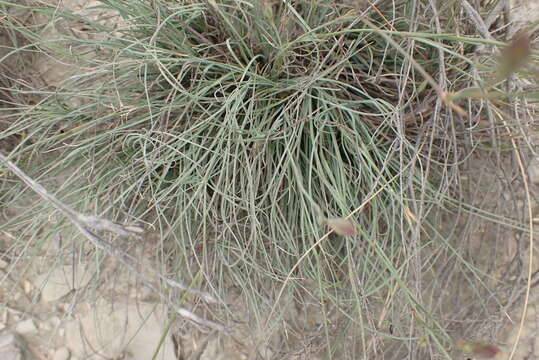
top-left (0, 1), bottom-right (538, 359)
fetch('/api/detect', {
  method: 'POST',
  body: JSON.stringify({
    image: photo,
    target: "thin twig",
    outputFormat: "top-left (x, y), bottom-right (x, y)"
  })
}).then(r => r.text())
top-left (0, 152), bottom-right (224, 330)
top-left (504, 99), bottom-right (535, 360)
top-left (461, 0), bottom-right (495, 41)
top-left (484, 0), bottom-right (509, 30)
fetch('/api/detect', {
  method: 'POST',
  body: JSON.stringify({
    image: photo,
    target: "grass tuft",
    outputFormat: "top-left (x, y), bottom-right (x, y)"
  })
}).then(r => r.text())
top-left (1, 0), bottom-right (537, 358)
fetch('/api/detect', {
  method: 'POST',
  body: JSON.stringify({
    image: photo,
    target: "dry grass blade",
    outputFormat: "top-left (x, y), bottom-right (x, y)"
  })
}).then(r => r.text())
top-left (0, 153), bottom-right (142, 239)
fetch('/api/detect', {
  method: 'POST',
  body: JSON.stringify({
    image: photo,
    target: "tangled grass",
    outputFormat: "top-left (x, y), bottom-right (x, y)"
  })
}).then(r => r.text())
top-left (0, 0), bottom-right (538, 358)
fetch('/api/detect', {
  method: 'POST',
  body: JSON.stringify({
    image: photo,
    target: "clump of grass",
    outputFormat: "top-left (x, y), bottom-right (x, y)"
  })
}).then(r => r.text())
top-left (1, 0), bottom-right (537, 358)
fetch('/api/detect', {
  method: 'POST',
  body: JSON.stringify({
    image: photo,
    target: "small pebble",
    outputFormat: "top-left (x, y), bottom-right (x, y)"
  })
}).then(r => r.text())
top-left (53, 347), bottom-right (70, 360)
top-left (15, 318), bottom-right (38, 334)
top-left (0, 332), bottom-right (26, 360)
top-left (46, 316), bottom-right (61, 329)
top-left (528, 157), bottom-right (539, 185)
top-left (23, 280), bottom-right (32, 295)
